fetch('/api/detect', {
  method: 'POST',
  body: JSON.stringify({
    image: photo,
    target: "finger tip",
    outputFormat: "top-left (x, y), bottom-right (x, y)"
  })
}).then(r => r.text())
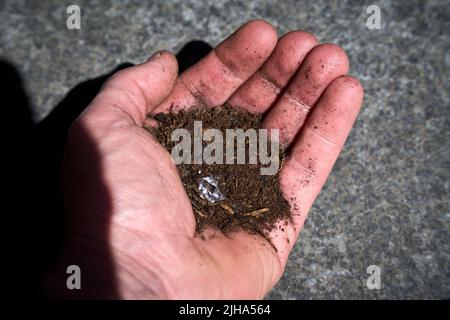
top-left (242, 19), bottom-right (278, 51)
top-left (330, 75), bottom-right (364, 108)
top-left (313, 43), bottom-right (350, 73)
top-left (245, 18), bottom-right (277, 35)
top-left (151, 50), bottom-right (179, 78)
top-left (341, 75), bottom-right (364, 98)
top-left (274, 31), bottom-right (319, 71)
top-left (281, 30), bottom-right (319, 49)
top-left (346, 75), bottom-right (364, 98)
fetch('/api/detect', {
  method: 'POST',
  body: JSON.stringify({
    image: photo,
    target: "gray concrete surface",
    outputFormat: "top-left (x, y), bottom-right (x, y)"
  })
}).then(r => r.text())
top-left (1, 0), bottom-right (449, 299)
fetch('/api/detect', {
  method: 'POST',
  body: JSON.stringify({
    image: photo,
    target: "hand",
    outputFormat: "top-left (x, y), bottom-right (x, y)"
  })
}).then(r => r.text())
top-left (48, 20), bottom-right (363, 299)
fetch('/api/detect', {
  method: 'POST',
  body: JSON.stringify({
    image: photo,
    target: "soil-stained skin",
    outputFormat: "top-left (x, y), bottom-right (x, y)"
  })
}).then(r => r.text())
top-left (262, 43), bottom-right (349, 146)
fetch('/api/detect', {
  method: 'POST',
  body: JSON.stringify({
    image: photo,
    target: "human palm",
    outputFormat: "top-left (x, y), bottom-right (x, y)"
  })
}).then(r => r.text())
top-left (57, 20), bottom-right (363, 299)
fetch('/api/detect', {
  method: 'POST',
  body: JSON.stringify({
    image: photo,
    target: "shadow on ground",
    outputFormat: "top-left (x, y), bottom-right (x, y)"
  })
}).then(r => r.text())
top-left (2, 40), bottom-right (212, 298)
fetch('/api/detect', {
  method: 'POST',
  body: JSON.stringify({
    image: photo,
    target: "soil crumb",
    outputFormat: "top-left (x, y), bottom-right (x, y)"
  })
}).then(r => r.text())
top-left (146, 105), bottom-right (291, 241)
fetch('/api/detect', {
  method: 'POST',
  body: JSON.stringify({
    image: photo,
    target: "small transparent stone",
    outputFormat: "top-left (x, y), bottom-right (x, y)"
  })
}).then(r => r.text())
top-left (198, 176), bottom-right (225, 203)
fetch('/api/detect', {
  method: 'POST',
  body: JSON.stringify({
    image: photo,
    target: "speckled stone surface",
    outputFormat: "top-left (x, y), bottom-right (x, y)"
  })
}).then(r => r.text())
top-left (1, 0), bottom-right (448, 299)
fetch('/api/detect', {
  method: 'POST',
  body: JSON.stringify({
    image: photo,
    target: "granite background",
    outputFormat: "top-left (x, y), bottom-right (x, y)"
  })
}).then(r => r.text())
top-left (0, 0), bottom-right (449, 299)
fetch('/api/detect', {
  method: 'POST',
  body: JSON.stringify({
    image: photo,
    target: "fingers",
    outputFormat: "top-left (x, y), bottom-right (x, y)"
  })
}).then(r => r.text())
top-left (273, 76), bottom-right (363, 262)
top-left (152, 19), bottom-right (278, 114)
top-left (263, 44), bottom-right (349, 146)
top-left (227, 31), bottom-right (318, 114)
top-left (85, 50), bottom-right (178, 126)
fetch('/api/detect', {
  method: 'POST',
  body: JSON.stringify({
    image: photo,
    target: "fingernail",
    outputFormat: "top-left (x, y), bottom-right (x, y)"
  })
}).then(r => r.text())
top-left (148, 50), bottom-right (162, 61)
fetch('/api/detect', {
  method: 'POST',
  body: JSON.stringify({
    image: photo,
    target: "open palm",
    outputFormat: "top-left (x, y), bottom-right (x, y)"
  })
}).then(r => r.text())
top-left (57, 20), bottom-right (363, 299)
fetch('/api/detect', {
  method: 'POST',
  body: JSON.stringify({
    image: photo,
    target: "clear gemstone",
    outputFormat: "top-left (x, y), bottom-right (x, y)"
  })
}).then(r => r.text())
top-left (198, 176), bottom-right (225, 203)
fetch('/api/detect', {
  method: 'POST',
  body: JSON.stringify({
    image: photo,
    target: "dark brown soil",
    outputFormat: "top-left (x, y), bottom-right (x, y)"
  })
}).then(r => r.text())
top-left (146, 105), bottom-right (291, 241)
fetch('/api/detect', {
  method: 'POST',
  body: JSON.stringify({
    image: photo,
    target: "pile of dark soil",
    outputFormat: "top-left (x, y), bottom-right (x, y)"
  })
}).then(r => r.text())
top-left (146, 105), bottom-right (291, 240)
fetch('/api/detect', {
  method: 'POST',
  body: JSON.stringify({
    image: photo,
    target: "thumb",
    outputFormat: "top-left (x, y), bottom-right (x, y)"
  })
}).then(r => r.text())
top-left (82, 50), bottom-right (178, 126)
